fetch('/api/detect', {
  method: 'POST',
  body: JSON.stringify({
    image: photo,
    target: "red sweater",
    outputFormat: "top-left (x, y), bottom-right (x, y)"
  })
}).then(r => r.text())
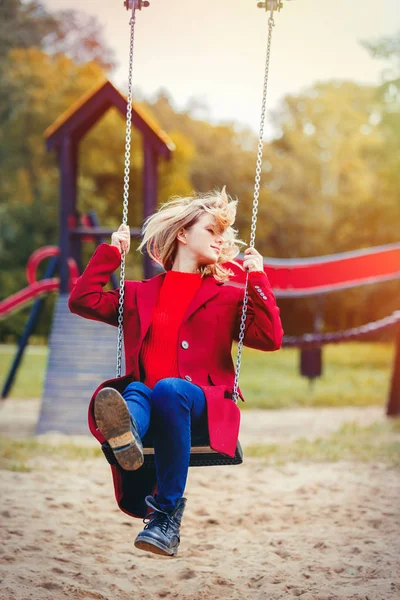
top-left (140, 270), bottom-right (202, 389)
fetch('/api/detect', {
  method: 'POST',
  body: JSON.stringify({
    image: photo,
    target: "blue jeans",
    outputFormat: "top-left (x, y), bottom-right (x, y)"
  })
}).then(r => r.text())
top-left (121, 378), bottom-right (208, 511)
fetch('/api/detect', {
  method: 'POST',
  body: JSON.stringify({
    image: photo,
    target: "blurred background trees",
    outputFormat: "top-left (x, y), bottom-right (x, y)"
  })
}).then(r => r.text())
top-left (0, 1), bottom-right (399, 340)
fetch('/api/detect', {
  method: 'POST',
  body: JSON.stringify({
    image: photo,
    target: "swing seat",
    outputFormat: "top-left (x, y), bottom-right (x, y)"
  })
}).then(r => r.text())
top-left (142, 439), bottom-right (243, 468)
top-left (94, 378), bottom-right (243, 469)
top-left (101, 437), bottom-right (243, 468)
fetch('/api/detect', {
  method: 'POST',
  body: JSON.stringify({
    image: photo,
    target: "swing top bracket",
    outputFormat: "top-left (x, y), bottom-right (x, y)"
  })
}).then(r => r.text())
top-left (124, 0), bottom-right (149, 10)
top-left (257, 0), bottom-right (291, 12)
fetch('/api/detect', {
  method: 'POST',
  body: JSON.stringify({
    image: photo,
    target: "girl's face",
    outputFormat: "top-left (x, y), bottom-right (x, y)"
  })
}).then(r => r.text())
top-left (179, 212), bottom-right (224, 266)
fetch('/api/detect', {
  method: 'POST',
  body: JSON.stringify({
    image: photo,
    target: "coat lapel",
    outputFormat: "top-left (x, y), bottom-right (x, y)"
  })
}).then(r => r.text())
top-left (136, 272), bottom-right (165, 342)
top-left (182, 275), bottom-right (221, 323)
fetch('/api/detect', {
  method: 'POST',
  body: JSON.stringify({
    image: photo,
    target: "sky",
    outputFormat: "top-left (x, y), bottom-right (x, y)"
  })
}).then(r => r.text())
top-left (41, 0), bottom-right (399, 134)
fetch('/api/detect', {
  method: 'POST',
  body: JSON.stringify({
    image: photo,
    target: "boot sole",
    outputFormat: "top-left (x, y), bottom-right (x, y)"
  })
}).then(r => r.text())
top-left (134, 537), bottom-right (178, 557)
top-left (94, 387), bottom-right (143, 471)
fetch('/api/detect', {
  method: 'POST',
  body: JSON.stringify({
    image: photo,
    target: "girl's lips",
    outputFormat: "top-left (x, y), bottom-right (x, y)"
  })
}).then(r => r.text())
top-left (211, 246), bottom-right (221, 253)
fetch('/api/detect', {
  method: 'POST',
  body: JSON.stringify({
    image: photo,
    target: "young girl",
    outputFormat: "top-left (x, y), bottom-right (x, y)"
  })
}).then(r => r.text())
top-left (68, 188), bottom-right (283, 557)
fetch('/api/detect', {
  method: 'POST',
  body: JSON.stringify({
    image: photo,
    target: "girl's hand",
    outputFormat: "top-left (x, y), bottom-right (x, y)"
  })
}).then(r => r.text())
top-left (242, 247), bottom-right (264, 272)
top-left (111, 224), bottom-right (131, 254)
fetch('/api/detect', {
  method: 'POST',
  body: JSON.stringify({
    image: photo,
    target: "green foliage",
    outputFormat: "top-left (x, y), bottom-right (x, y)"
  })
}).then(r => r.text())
top-left (0, 1), bottom-right (57, 68)
top-left (0, 0), bottom-right (115, 74)
top-left (141, 92), bottom-right (259, 241)
top-left (0, 0), bottom-right (117, 340)
top-left (362, 32), bottom-right (400, 225)
top-left (265, 81), bottom-right (388, 255)
top-left (0, 48), bottom-right (107, 339)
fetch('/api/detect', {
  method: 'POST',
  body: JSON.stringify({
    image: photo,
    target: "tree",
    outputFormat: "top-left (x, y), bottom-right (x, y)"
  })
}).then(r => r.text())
top-left (0, 49), bottom-right (108, 340)
top-left (0, 0), bottom-right (57, 64)
top-left (0, 53), bottom-right (197, 340)
top-left (142, 92), bottom-right (261, 244)
top-left (0, 0), bottom-right (116, 73)
top-left (362, 32), bottom-right (400, 215)
top-left (261, 78), bottom-right (400, 332)
top-left (0, 0), bottom-right (119, 340)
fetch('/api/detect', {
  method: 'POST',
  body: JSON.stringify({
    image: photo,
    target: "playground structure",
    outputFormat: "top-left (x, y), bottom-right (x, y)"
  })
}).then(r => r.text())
top-left (1, 79), bottom-right (173, 431)
top-left (1, 72), bottom-right (400, 432)
top-left (45, 79), bottom-right (174, 293)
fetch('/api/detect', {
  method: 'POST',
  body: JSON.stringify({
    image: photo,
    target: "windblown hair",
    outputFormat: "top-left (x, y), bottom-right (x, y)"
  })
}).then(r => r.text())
top-left (137, 187), bottom-right (245, 282)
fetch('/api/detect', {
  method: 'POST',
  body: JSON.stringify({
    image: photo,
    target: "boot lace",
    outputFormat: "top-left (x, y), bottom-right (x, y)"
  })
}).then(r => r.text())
top-left (143, 501), bottom-right (176, 535)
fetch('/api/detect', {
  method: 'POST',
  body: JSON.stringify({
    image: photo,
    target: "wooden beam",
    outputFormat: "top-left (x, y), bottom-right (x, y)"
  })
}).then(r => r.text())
top-left (59, 137), bottom-right (77, 294)
top-left (143, 141), bottom-right (158, 279)
top-left (69, 146), bottom-right (81, 272)
top-left (46, 81), bottom-right (174, 159)
top-left (69, 227), bottom-right (142, 239)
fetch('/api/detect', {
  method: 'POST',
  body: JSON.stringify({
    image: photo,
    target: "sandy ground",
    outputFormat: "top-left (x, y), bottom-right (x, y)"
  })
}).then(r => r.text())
top-left (0, 399), bottom-right (399, 600)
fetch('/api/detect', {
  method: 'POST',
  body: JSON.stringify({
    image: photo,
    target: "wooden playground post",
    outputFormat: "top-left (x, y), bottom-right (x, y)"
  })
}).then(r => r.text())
top-left (59, 136), bottom-right (77, 294)
top-left (143, 142), bottom-right (158, 279)
top-left (387, 324), bottom-right (400, 416)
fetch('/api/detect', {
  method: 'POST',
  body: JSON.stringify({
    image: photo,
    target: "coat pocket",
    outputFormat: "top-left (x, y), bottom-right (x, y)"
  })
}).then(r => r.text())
top-left (207, 372), bottom-right (245, 402)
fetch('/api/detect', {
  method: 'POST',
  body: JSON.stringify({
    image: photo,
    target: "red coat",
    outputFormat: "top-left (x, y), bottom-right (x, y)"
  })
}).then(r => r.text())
top-left (68, 243), bottom-right (283, 517)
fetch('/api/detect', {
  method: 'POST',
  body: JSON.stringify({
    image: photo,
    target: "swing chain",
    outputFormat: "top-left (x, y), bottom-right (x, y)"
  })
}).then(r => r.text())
top-left (116, 14), bottom-right (136, 378)
top-left (232, 11), bottom-right (275, 403)
top-left (116, 7), bottom-right (276, 386)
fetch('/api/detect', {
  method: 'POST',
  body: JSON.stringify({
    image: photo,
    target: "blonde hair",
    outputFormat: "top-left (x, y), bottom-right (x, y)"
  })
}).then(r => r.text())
top-left (137, 187), bottom-right (245, 282)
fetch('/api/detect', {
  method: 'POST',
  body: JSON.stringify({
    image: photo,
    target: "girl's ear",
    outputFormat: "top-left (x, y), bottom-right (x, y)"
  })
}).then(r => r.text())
top-left (177, 228), bottom-right (187, 245)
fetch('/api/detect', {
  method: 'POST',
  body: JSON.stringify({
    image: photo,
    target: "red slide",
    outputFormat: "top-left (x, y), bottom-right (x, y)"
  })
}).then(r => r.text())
top-left (0, 247), bottom-right (79, 320)
top-left (228, 242), bottom-right (400, 297)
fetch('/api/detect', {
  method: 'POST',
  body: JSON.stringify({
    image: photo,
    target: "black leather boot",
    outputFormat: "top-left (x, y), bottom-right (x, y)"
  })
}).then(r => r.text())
top-left (134, 495), bottom-right (187, 556)
top-left (94, 387), bottom-right (143, 471)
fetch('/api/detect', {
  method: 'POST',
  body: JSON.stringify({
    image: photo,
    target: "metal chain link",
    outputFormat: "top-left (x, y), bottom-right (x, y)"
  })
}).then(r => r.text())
top-left (232, 12), bottom-right (275, 402)
top-left (116, 14), bottom-right (136, 378)
top-left (283, 311), bottom-right (400, 348)
top-left (116, 9), bottom-right (276, 383)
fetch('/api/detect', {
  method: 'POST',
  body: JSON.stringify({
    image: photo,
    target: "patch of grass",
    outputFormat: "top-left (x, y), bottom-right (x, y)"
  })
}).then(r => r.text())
top-left (239, 342), bottom-right (394, 409)
top-left (0, 344), bottom-right (47, 399)
top-left (6, 462), bottom-right (32, 473)
top-left (0, 341), bottom-right (395, 409)
top-left (2, 420), bottom-right (399, 472)
top-left (245, 420), bottom-right (400, 467)
top-left (0, 436), bottom-right (102, 472)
